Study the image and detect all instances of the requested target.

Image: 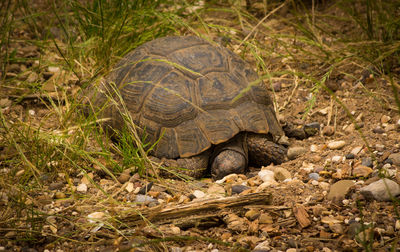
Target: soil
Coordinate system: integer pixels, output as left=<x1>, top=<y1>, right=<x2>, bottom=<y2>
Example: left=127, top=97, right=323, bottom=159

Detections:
left=0, top=1, right=399, bottom=252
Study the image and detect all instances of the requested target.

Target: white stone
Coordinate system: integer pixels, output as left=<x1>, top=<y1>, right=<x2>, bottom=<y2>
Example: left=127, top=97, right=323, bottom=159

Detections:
left=125, top=182, right=134, bottom=193
left=48, top=66, right=60, bottom=73
left=28, top=109, right=35, bottom=116
left=310, top=144, right=319, bottom=152
left=258, top=170, right=276, bottom=183
left=327, top=140, right=346, bottom=150
left=311, top=180, right=319, bottom=186
left=351, top=146, right=363, bottom=156
left=192, top=190, right=205, bottom=198
left=331, top=155, right=344, bottom=163
left=87, top=212, right=105, bottom=223
left=76, top=183, right=87, bottom=193
left=319, top=182, right=330, bottom=191
left=360, top=179, right=400, bottom=201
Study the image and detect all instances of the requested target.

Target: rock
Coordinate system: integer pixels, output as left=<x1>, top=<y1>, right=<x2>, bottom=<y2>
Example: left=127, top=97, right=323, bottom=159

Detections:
left=319, top=182, right=330, bottom=191
left=327, top=180, right=355, bottom=201
left=327, top=140, right=346, bottom=150
left=345, top=153, right=355, bottom=159
left=232, top=184, right=250, bottom=194
left=54, top=192, right=66, bottom=199
left=310, top=144, right=319, bottom=153
left=309, top=173, right=319, bottom=181
left=192, top=190, right=206, bottom=199
left=125, top=182, right=134, bottom=193
left=388, top=153, right=400, bottom=166
left=245, top=209, right=260, bottom=221
left=272, top=82, right=281, bottom=92
left=48, top=66, right=60, bottom=73
left=258, top=170, right=276, bottom=183
left=76, top=183, right=88, bottom=193
left=138, top=182, right=153, bottom=194
left=351, top=146, right=363, bottom=156
left=273, top=167, right=291, bottom=181
left=331, top=155, right=344, bottom=163
left=373, top=126, right=385, bottom=134
left=287, top=146, right=307, bottom=160
left=360, top=179, right=400, bottom=201
left=381, top=115, right=391, bottom=123
left=304, top=122, right=320, bottom=136
left=207, top=184, right=225, bottom=195
left=361, top=157, right=373, bottom=167
left=343, top=123, right=355, bottom=133
left=118, top=170, right=131, bottom=183
left=375, top=144, right=385, bottom=151
left=49, top=182, right=64, bottom=190
left=135, top=194, right=157, bottom=204
left=352, top=165, right=373, bottom=177
left=322, top=125, right=334, bottom=136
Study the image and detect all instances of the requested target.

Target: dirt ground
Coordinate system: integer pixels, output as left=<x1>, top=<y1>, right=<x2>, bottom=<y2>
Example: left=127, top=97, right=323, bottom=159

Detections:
left=1, top=1, right=400, bottom=251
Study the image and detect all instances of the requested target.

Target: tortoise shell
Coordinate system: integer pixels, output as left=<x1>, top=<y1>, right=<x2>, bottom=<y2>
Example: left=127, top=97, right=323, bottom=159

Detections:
left=96, top=36, right=283, bottom=159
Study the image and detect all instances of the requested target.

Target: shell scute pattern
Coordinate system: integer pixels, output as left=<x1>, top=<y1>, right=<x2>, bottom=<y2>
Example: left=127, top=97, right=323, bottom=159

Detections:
left=100, top=36, right=282, bottom=159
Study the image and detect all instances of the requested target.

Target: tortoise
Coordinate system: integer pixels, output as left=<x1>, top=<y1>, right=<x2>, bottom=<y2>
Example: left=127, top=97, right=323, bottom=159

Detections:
left=90, top=36, right=288, bottom=179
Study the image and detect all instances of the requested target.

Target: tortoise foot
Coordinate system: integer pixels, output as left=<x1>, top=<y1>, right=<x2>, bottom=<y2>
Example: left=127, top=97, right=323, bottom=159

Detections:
left=247, top=133, right=288, bottom=167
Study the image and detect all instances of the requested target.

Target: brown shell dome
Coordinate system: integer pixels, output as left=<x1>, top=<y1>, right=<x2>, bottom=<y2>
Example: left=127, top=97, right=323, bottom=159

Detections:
left=97, top=36, right=283, bottom=159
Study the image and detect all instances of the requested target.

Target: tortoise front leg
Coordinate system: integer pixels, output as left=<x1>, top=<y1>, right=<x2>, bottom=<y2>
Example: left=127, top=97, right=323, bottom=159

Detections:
left=246, top=133, right=288, bottom=167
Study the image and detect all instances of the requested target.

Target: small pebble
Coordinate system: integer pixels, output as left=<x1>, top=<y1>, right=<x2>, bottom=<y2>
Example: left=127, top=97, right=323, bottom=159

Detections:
left=192, top=190, right=206, bottom=199
left=287, top=146, right=307, bottom=160
left=258, top=170, right=276, bottom=183
left=309, top=173, right=319, bottom=181
left=54, top=192, right=66, bottom=199
left=304, top=122, right=320, bottom=136
left=361, top=157, right=373, bottom=168
left=322, top=125, right=334, bottom=136
left=351, top=146, right=363, bottom=156
left=345, top=153, right=355, bottom=159
left=273, top=167, right=291, bottom=181
left=125, top=182, right=134, bottom=193
left=327, top=180, right=354, bottom=201
left=381, top=115, right=391, bottom=123
left=272, top=82, right=281, bottom=92
left=319, top=182, right=330, bottom=191
left=48, top=66, right=60, bottom=73
left=231, top=184, right=250, bottom=194
left=135, top=194, right=157, bottom=204
left=327, top=140, right=346, bottom=150
left=373, top=126, right=385, bottom=134
left=388, top=153, right=400, bottom=166
left=331, top=155, right=344, bottom=163
left=76, top=183, right=87, bottom=193
left=375, top=144, right=385, bottom=151
left=310, top=144, right=319, bottom=153
left=352, top=165, right=373, bottom=177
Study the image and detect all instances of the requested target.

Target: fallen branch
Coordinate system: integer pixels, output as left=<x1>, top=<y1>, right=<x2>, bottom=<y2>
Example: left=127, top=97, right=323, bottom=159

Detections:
left=120, top=192, right=272, bottom=229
